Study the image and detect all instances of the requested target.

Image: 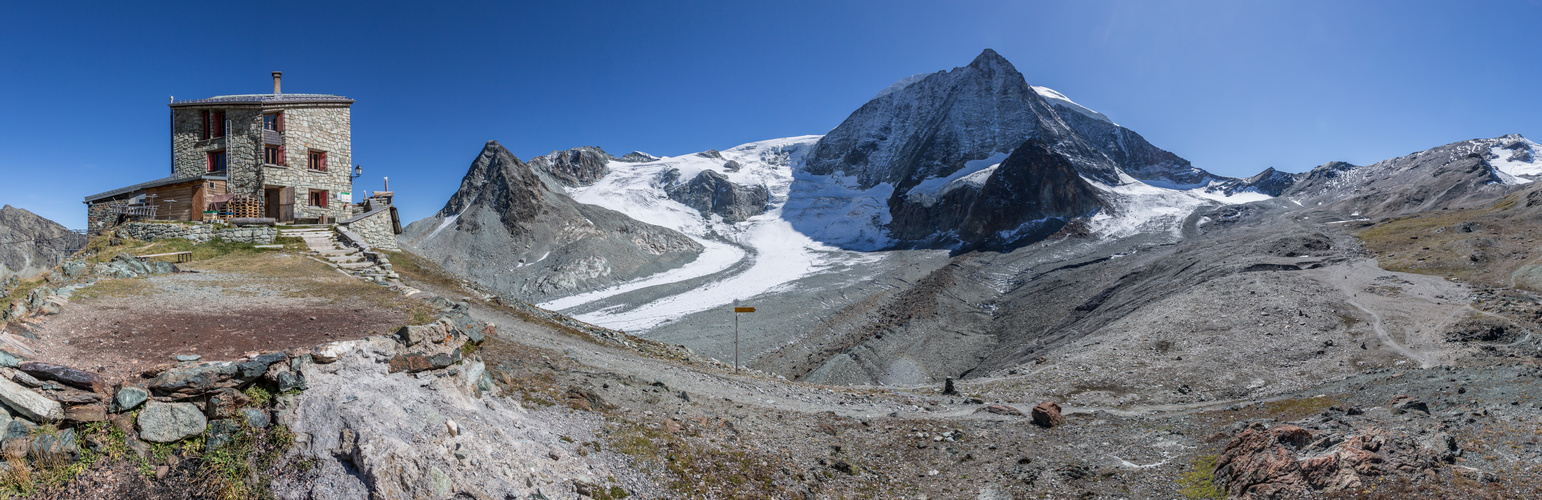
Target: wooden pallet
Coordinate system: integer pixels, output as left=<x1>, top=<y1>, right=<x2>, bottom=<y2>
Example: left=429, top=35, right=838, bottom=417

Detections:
left=227, top=195, right=262, bottom=219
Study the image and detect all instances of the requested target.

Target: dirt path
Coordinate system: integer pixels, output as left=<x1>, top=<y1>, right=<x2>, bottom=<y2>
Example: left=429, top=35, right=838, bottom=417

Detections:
left=1307, top=259, right=1462, bottom=369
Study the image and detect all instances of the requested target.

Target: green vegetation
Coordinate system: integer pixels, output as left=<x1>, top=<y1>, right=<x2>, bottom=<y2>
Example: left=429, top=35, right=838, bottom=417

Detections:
left=243, top=385, right=274, bottom=406
left=1177, top=454, right=1224, bottom=499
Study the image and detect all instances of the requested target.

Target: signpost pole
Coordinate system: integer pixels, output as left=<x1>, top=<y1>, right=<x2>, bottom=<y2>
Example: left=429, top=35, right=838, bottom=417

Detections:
left=734, top=311, right=739, bottom=374
left=730, top=299, right=753, bottom=374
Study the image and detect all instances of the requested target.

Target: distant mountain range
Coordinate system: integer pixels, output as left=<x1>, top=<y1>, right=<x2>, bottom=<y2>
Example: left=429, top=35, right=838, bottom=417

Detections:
left=401, top=50, right=1542, bottom=388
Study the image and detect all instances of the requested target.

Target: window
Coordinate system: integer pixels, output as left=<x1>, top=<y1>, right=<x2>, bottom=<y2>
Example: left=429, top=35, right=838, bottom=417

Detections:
left=206, top=151, right=227, bottom=172
left=308, top=190, right=329, bottom=208
left=263, top=112, right=284, bottom=132
left=264, top=145, right=284, bottom=165
left=308, top=150, right=327, bottom=171
left=200, top=110, right=226, bottom=139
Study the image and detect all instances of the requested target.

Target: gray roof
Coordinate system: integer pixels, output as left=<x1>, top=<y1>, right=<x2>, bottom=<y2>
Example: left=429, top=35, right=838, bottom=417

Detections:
left=169, top=93, right=353, bottom=107
left=83, top=174, right=228, bottom=203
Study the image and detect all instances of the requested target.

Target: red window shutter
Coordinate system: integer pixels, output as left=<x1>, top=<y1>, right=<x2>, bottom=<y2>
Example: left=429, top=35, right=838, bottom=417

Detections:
left=321, top=191, right=329, bottom=208
left=276, top=112, right=284, bottom=132
left=278, top=145, right=286, bottom=166
left=201, top=110, right=210, bottom=140
left=320, top=152, right=327, bottom=171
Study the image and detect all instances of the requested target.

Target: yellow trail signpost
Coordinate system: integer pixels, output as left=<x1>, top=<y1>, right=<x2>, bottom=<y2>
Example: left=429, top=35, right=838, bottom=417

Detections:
left=732, top=299, right=755, bottom=373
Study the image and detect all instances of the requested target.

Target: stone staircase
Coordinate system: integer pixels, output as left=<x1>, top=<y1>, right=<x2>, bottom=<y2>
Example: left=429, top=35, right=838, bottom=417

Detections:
left=279, top=226, right=419, bottom=296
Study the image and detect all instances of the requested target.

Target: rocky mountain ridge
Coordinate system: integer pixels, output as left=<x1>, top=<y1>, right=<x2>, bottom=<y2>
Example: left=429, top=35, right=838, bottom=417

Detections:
left=0, top=205, right=84, bottom=281
left=398, top=141, right=702, bottom=302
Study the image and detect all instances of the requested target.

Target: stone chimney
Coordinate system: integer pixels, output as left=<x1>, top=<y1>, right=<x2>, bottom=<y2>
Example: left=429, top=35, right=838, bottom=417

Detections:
left=272, top=71, right=282, bottom=95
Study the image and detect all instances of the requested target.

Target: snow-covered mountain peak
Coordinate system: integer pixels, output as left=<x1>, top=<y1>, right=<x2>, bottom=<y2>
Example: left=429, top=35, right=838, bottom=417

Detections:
left=1487, top=134, right=1542, bottom=182
left=1031, top=86, right=1115, bottom=126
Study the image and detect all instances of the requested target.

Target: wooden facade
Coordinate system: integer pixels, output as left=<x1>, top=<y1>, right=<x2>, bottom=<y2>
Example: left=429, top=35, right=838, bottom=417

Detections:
left=142, top=179, right=227, bottom=222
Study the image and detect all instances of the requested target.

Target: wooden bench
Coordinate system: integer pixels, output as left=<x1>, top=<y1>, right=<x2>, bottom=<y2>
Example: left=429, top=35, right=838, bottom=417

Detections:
left=137, top=251, right=193, bottom=263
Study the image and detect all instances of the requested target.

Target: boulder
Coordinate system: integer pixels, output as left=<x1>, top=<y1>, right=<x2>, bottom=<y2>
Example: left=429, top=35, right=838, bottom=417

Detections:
left=147, top=354, right=284, bottom=398
left=241, top=408, right=270, bottom=429
left=137, top=401, right=207, bottom=443
left=1030, top=402, right=1064, bottom=428
left=313, top=341, right=355, bottom=364
left=114, top=386, right=148, bottom=412
left=64, top=403, right=107, bottom=423
left=1, top=419, right=35, bottom=459
left=387, top=351, right=461, bottom=374
left=19, top=361, right=103, bottom=392
left=28, top=428, right=78, bottom=466
left=205, top=387, right=250, bottom=420
left=1389, top=395, right=1430, bottom=415
left=974, top=405, right=1025, bottom=417
left=206, top=419, right=241, bottom=451
left=0, top=376, right=63, bottom=421
left=394, top=322, right=449, bottom=347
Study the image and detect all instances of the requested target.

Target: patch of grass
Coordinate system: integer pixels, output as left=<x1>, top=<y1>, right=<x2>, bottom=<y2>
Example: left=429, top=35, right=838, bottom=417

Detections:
left=608, top=421, right=796, bottom=498
left=243, top=385, right=274, bottom=406
left=70, top=277, right=153, bottom=301
left=1177, top=454, right=1224, bottom=499
left=0, top=277, right=44, bottom=312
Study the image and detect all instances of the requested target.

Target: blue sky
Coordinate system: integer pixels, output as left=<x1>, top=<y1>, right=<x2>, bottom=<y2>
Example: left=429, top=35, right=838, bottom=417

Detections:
left=3, top=1, right=1539, bottom=228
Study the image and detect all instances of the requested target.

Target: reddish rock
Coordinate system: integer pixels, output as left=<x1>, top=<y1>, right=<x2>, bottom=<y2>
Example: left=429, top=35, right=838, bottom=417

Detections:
left=1030, top=402, right=1064, bottom=428
left=63, top=403, right=107, bottom=423
left=1216, top=424, right=1442, bottom=499
left=386, top=351, right=461, bottom=374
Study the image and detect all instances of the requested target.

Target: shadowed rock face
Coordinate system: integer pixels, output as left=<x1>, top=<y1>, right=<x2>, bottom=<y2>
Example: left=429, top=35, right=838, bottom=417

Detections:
left=528, top=146, right=615, bottom=188
left=662, top=169, right=769, bottom=224
left=400, top=141, right=702, bottom=302
left=887, top=138, right=1104, bottom=250
left=0, top=205, right=83, bottom=280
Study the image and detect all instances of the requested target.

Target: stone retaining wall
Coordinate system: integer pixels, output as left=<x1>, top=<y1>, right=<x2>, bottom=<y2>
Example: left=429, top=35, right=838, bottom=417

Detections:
left=117, top=222, right=276, bottom=244
left=339, top=208, right=398, bottom=250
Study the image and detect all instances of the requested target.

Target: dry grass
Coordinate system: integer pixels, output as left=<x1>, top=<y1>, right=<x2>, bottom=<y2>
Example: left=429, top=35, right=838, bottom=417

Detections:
left=385, top=249, right=463, bottom=293
left=1357, top=196, right=1542, bottom=286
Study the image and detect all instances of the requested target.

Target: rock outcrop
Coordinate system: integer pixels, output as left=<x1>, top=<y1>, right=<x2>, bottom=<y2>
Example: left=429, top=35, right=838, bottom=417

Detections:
left=0, top=205, right=84, bottom=280
left=528, top=146, right=615, bottom=188
left=662, top=169, right=770, bottom=223
left=888, top=138, right=1104, bottom=250
left=1215, top=423, right=1446, bottom=499
left=399, top=141, right=702, bottom=302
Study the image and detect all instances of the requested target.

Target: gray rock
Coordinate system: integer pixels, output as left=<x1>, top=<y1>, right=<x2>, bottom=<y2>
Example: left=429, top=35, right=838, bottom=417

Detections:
left=29, top=427, right=78, bottom=465
left=205, top=419, right=241, bottom=451
left=10, top=371, right=41, bottom=388
left=0, top=351, right=23, bottom=369
left=663, top=169, right=769, bottom=224
left=0, top=376, right=62, bottom=421
left=114, top=387, right=148, bottom=412
left=527, top=146, right=614, bottom=188
left=137, top=401, right=207, bottom=443
left=175, top=355, right=202, bottom=362
left=241, top=408, right=270, bottom=429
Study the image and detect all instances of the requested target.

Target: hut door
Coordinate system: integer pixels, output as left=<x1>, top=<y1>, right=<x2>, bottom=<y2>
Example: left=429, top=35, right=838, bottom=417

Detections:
left=191, top=183, right=206, bottom=221
left=279, top=187, right=295, bottom=222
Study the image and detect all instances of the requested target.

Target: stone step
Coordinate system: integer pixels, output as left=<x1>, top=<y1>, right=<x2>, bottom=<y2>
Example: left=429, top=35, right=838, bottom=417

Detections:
left=336, top=262, right=375, bottom=270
